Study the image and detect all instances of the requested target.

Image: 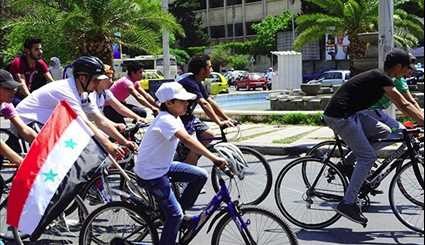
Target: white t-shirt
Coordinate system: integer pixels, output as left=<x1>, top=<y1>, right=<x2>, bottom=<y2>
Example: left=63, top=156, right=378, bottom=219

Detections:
left=134, top=111, right=184, bottom=180
left=16, top=78, right=98, bottom=125
left=89, top=89, right=114, bottom=111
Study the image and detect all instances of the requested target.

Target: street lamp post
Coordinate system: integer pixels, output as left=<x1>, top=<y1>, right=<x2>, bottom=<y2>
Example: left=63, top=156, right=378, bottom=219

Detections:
left=162, top=0, right=170, bottom=79
left=378, top=0, right=395, bottom=118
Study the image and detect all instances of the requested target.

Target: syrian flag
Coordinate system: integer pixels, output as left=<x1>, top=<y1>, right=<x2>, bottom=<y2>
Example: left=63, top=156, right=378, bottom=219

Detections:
left=7, top=100, right=108, bottom=240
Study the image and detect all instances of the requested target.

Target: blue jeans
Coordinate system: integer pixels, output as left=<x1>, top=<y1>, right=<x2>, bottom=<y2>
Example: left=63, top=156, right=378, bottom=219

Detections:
left=137, top=162, right=208, bottom=245
left=324, top=112, right=391, bottom=204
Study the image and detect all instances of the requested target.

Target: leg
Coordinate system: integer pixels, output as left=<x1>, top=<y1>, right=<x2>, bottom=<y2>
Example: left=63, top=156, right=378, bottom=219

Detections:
left=124, top=103, right=147, bottom=118
left=168, top=162, right=208, bottom=210
left=103, top=105, right=126, bottom=124
left=137, top=176, right=182, bottom=245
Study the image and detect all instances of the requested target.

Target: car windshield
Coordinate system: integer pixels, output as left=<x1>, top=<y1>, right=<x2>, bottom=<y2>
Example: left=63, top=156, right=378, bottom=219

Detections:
left=250, top=73, right=263, bottom=80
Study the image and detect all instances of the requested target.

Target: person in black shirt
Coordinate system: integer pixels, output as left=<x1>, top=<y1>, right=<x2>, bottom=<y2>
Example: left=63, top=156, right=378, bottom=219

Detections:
left=324, top=48, right=424, bottom=226
left=176, top=55, right=235, bottom=164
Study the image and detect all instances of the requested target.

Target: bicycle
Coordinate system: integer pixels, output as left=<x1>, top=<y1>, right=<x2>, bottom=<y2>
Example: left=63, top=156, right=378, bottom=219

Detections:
left=274, top=127, right=424, bottom=233
left=79, top=169, right=298, bottom=245
left=206, top=123, right=273, bottom=206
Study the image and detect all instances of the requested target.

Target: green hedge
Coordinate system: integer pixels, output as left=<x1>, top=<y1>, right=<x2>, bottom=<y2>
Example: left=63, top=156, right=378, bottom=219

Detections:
left=237, top=112, right=325, bottom=125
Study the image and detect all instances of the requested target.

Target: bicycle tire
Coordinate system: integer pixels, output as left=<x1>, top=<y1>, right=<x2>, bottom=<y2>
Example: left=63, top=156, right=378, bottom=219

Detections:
left=211, top=146, right=272, bottom=205
left=211, top=206, right=298, bottom=245
left=79, top=201, right=159, bottom=245
left=275, top=157, right=347, bottom=229
left=389, top=161, right=424, bottom=234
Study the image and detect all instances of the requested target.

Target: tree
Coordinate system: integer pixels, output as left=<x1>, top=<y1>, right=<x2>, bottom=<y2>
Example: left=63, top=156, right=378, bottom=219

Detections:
left=169, top=0, right=208, bottom=48
left=294, top=0, right=424, bottom=61
left=252, top=11, right=293, bottom=55
left=2, top=0, right=183, bottom=65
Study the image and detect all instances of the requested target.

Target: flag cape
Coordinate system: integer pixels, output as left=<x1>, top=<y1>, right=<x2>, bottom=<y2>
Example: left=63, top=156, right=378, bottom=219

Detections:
left=7, top=100, right=107, bottom=239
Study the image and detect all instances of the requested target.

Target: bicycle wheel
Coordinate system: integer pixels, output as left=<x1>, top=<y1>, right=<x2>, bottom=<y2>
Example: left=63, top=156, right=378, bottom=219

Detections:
left=0, top=195, right=87, bottom=241
left=211, top=146, right=272, bottom=205
left=211, top=206, right=298, bottom=245
left=389, top=161, right=424, bottom=234
left=79, top=201, right=159, bottom=245
left=275, top=157, right=347, bottom=229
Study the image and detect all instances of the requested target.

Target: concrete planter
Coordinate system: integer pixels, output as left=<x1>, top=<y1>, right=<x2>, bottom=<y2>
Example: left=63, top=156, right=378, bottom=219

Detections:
left=300, top=84, right=321, bottom=96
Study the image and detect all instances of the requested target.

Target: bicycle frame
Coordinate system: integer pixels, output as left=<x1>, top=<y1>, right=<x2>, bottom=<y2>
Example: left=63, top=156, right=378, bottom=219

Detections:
left=178, top=177, right=254, bottom=245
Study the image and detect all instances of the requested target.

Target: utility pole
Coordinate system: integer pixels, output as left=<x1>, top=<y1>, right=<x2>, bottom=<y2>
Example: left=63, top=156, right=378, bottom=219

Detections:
left=286, top=0, right=296, bottom=47
left=162, top=0, right=170, bottom=79
left=378, top=0, right=395, bottom=117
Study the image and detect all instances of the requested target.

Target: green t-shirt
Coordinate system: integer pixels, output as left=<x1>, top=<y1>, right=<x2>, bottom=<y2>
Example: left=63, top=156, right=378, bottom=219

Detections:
left=370, top=77, right=409, bottom=109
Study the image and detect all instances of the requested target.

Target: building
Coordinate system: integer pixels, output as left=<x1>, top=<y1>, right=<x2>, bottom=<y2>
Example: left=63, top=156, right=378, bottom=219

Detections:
left=186, top=0, right=302, bottom=41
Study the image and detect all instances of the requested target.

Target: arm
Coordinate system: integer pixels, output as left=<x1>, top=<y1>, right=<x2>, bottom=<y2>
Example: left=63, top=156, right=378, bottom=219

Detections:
left=401, top=91, right=422, bottom=111
left=175, top=129, right=227, bottom=168
left=43, top=72, right=55, bottom=83
left=129, top=86, right=159, bottom=113
left=16, top=73, right=31, bottom=97
left=207, top=97, right=232, bottom=121
left=0, top=141, right=23, bottom=166
left=385, top=86, right=424, bottom=125
left=9, top=116, right=37, bottom=143
left=107, top=96, right=146, bottom=122
left=198, top=98, right=233, bottom=127
left=88, top=111, right=137, bottom=150
left=135, top=86, right=157, bottom=107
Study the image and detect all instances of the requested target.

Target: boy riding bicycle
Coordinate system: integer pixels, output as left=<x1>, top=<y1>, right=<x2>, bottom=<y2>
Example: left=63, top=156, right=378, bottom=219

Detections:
left=134, top=82, right=228, bottom=245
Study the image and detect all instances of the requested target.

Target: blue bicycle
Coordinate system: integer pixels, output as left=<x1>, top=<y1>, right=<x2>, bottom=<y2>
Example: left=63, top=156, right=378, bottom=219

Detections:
left=79, top=170, right=298, bottom=245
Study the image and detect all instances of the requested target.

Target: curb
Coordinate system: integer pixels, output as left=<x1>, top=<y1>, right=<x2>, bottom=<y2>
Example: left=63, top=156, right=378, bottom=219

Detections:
left=237, top=143, right=397, bottom=158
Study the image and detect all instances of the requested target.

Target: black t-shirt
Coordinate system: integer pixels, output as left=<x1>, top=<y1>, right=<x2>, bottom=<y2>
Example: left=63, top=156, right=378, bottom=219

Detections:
left=177, top=75, right=209, bottom=125
left=324, top=69, right=394, bottom=118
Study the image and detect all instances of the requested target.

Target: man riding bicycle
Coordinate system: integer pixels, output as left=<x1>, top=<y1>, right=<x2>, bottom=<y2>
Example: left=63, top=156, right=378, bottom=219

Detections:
left=323, top=48, right=424, bottom=226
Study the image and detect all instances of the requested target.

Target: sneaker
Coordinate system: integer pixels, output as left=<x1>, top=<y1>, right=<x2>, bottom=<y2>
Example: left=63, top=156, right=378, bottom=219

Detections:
left=335, top=202, right=368, bottom=227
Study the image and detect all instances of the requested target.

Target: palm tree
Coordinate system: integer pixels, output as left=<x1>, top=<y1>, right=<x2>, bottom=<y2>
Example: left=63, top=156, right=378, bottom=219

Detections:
left=294, top=0, right=424, bottom=63
left=2, top=0, right=183, bottom=65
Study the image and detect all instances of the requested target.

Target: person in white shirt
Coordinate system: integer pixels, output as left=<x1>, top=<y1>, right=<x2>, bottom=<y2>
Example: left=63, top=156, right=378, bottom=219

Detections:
left=135, top=82, right=227, bottom=245
left=16, top=56, right=137, bottom=156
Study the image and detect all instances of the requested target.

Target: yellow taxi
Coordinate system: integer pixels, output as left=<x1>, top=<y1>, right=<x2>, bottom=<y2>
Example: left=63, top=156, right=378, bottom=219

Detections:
left=139, top=69, right=165, bottom=90
left=204, top=72, right=229, bottom=95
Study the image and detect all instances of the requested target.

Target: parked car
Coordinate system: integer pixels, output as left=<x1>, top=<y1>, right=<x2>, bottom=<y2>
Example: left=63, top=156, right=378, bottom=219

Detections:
left=225, top=70, right=248, bottom=86
left=139, top=69, right=164, bottom=90
left=303, top=68, right=331, bottom=83
left=235, top=73, right=268, bottom=90
left=204, top=72, right=229, bottom=95
left=308, top=70, right=351, bottom=86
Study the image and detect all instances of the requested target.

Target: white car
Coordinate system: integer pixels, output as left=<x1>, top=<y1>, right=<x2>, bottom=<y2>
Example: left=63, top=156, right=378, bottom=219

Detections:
left=309, top=70, right=351, bottom=86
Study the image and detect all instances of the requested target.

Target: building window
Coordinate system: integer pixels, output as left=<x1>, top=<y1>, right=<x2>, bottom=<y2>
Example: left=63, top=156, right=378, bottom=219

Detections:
left=210, top=25, right=226, bottom=38
left=246, top=21, right=259, bottom=36
left=210, top=0, right=224, bottom=8
left=228, top=0, right=242, bottom=5
left=246, top=0, right=261, bottom=3
left=226, top=23, right=243, bottom=37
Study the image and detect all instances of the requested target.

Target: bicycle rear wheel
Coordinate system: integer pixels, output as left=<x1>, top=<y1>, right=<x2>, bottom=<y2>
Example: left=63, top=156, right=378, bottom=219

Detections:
left=211, top=146, right=272, bottom=205
left=211, top=206, right=298, bottom=245
left=79, top=201, right=159, bottom=245
left=275, top=157, right=347, bottom=229
left=389, top=161, right=424, bottom=234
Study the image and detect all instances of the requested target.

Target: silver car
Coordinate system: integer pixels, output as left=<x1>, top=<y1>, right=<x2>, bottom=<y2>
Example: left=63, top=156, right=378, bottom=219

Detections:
left=310, top=70, right=351, bottom=86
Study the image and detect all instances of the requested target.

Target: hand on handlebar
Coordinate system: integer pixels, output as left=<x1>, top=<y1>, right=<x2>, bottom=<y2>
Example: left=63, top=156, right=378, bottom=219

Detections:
left=124, top=140, right=138, bottom=152
left=219, top=120, right=235, bottom=129
left=115, top=123, right=127, bottom=132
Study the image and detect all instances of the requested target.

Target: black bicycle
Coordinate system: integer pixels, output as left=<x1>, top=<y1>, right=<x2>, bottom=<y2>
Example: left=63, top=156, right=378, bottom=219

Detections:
left=275, top=127, right=424, bottom=233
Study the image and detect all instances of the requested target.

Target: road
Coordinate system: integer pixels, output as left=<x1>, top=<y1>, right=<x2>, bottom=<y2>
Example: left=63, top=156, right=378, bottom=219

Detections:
left=6, top=154, right=422, bottom=245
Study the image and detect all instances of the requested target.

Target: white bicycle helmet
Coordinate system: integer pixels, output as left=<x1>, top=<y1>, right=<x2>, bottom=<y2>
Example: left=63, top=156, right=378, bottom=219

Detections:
left=214, top=143, right=248, bottom=179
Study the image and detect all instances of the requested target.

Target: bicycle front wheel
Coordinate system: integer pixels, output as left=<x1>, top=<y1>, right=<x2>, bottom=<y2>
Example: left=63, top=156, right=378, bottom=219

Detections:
left=211, top=146, right=272, bottom=205
left=389, top=161, right=424, bottom=234
left=79, top=201, right=159, bottom=245
left=211, top=206, right=298, bottom=245
left=275, top=157, right=347, bottom=229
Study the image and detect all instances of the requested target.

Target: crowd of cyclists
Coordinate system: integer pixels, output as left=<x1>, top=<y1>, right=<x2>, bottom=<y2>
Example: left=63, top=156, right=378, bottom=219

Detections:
left=0, top=36, right=423, bottom=244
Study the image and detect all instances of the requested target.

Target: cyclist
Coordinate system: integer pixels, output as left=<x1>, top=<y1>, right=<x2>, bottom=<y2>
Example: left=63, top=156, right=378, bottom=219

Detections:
left=7, top=37, right=54, bottom=99
left=0, top=69, right=38, bottom=165
left=15, top=56, right=135, bottom=156
left=323, top=48, right=424, bottom=226
left=135, top=82, right=227, bottom=245
left=89, top=65, right=146, bottom=123
left=104, top=62, right=159, bottom=124
left=176, top=55, right=235, bottom=165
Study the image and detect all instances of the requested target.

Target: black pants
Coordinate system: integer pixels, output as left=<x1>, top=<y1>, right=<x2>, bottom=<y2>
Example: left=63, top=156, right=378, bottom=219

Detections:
left=103, top=103, right=147, bottom=124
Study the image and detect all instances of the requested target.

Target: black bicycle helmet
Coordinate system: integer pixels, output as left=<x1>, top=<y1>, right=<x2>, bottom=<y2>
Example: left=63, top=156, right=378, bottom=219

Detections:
left=72, top=56, right=105, bottom=77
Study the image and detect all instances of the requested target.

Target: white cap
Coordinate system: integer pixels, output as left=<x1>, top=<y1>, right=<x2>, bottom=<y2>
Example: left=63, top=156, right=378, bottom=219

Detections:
left=95, top=74, right=109, bottom=80
left=155, top=82, right=196, bottom=103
